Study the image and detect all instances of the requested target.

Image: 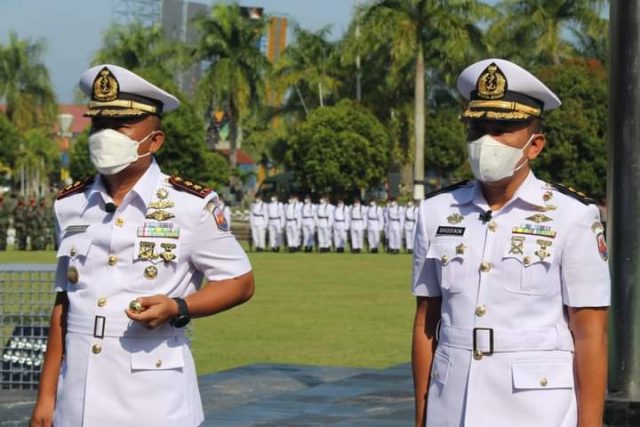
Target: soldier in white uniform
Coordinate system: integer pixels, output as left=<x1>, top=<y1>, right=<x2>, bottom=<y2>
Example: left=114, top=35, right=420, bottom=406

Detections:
left=366, top=200, right=383, bottom=253
left=301, top=195, right=316, bottom=252
left=284, top=195, right=302, bottom=252
left=385, top=198, right=403, bottom=254
left=403, top=200, right=418, bottom=253
left=348, top=199, right=366, bottom=253
left=315, top=196, right=334, bottom=252
left=411, top=59, right=610, bottom=427
left=250, top=195, right=267, bottom=251
left=332, top=199, right=349, bottom=253
left=266, top=196, right=284, bottom=251
left=30, top=64, right=254, bottom=427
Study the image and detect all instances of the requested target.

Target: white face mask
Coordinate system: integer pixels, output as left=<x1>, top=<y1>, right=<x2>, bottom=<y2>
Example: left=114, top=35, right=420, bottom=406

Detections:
left=467, top=133, right=537, bottom=182
left=88, top=129, right=155, bottom=175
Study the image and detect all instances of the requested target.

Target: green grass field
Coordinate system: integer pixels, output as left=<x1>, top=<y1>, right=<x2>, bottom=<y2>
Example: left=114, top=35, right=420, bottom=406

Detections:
left=0, top=250, right=415, bottom=374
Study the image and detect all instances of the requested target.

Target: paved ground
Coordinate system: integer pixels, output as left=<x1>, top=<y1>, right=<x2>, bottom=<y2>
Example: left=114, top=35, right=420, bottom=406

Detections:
left=1, top=363, right=414, bottom=426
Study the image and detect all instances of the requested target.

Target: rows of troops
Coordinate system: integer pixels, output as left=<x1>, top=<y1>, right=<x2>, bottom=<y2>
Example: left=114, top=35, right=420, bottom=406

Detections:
left=249, top=195, right=419, bottom=253
left=0, top=195, right=55, bottom=250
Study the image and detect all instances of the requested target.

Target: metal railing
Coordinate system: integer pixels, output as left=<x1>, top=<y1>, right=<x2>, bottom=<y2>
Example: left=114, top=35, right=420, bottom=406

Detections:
left=0, top=264, right=55, bottom=390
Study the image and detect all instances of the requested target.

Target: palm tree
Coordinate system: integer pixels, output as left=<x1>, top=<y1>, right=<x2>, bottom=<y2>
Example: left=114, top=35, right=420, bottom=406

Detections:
left=490, top=0, right=608, bottom=66
left=93, top=23, right=186, bottom=90
left=272, top=25, right=343, bottom=116
left=359, top=0, right=494, bottom=199
left=0, top=32, right=56, bottom=131
left=195, top=3, right=270, bottom=168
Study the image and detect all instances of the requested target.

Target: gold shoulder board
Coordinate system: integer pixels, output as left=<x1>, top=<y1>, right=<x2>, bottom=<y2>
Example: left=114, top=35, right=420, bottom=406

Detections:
left=56, top=176, right=95, bottom=200
left=168, top=175, right=212, bottom=198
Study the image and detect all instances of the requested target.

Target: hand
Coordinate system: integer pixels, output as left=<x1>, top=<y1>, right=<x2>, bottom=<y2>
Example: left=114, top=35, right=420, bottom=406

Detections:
left=30, top=395, right=55, bottom=427
left=125, top=295, right=179, bottom=328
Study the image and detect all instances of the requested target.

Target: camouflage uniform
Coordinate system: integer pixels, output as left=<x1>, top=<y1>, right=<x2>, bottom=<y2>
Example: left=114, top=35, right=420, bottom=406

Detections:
left=13, top=198, right=28, bottom=250
left=0, top=196, right=10, bottom=250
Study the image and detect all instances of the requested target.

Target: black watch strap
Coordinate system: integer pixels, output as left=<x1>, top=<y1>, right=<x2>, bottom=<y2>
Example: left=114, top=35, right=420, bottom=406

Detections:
left=170, top=297, right=191, bottom=328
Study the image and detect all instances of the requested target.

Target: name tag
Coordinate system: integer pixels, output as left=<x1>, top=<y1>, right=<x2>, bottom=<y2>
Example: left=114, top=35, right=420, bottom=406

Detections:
left=436, top=226, right=465, bottom=236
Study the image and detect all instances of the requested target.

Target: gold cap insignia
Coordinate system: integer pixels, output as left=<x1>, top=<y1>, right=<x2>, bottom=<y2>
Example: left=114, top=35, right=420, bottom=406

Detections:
left=477, top=63, right=507, bottom=100
left=92, top=67, right=119, bottom=102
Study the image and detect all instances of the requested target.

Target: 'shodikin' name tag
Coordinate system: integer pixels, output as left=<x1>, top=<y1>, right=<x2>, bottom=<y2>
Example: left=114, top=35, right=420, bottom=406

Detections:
left=436, top=226, right=465, bottom=236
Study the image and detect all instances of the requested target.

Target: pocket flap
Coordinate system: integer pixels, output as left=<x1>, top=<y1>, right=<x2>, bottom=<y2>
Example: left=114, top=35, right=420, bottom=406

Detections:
left=504, top=242, right=554, bottom=267
left=130, top=339, right=185, bottom=371
left=430, top=351, right=451, bottom=384
left=427, top=241, right=466, bottom=264
left=57, top=235, right=92, bottom=259
left=512, top=359, right=573, bottom=390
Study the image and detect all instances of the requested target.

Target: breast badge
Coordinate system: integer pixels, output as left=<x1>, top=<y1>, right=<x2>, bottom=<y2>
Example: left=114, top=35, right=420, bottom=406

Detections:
left=446, top=213, right=464, bottom=224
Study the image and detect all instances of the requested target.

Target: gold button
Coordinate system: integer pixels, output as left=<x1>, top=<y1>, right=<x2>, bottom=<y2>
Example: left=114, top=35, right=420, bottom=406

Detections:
left=488, top=222, right=497, bottom=232
left=144, top=266, right=158, bottom=280
left=475, top=305, right=487, bottom=317
left=155, top=359, right=162, bottom=368
left=441, top=255, right=449, bottom=265
left=115, top=217, right=125, bottom=227
left=473, top=350, right=483, bottom=360
left=70, top=247, right=77, bottom=257
left=92, top=344, right=102, bottom=354
left=540, top=377, right=548, bottom=387
left=480, top=262, right=491, bottom=272
left=97, top=297, right=107, bottom=308
left=67, top=266, right=79, bottom=284
left=523, top=256, right=531, bottom=266
left=108, top=255, right=117, bottom=266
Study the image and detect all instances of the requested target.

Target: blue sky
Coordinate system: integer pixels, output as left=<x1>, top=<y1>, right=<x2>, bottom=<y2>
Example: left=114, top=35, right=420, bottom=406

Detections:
left=0, top=0, right=354, bottom=103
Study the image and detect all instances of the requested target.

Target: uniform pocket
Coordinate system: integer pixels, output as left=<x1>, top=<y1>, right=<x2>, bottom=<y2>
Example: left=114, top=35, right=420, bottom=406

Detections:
left=426, top=240, right=467, bottom=293
left=512, top=358, right=573, bottom=390
left=430, top=350, right=451, bottom=385
left=57, top=234, right=93, bottom=289
left=502, top=241, right=554, bottom=296
left=129, top=336, right=185, bottom=371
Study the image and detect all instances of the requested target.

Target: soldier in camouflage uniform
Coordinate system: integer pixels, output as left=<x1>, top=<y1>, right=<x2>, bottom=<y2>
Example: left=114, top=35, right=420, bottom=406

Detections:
left=31, top=198, right=49, bottom=250
left=0, top=195, right=10, bottom=250
left=13, top=197, right=28, bottom=250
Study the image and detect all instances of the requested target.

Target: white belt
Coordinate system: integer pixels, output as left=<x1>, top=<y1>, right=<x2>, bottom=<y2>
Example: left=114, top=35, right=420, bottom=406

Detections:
left=439, top=324, right=574, bottom=354
left=67, top=313, right=182, bottom=338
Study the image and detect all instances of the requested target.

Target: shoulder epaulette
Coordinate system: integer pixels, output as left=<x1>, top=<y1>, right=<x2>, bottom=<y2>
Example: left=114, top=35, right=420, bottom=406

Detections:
left=425, top=180, right=471, bottom=200
left=56, top=176, right=95, bottom=200
left=169, top=175, right=212, bottom=198
left=551, top=182, right=596, bottom=205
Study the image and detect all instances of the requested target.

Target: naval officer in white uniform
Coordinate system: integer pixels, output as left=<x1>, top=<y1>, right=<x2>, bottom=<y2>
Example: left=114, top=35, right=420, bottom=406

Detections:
left=30, top=64, right=254, bottom=427
left=411, top=59, right=610, bottom=427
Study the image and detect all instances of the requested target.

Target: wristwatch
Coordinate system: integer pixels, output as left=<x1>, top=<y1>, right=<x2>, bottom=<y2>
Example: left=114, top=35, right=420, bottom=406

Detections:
left=169, top=297, right=191, bottom=328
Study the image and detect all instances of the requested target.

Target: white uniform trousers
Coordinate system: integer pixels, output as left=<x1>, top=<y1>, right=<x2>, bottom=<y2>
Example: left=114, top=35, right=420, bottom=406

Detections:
left=367, top=225, right=381, bottom=251
left=285, top=220, right=300, bottom=248
left=268, top=222, right=282, bottom=249
left=302, top=221, right=315, bottom=248
left=251, top=223, right=266, bottom=249
left=404, top=222, right=416, bottom=251
left=350, top=219, right=365, bottom=250
left=387, top=221, right=402, bottom=250
left=317, top=221, right=331, bottom=249
left=333, top=222, right=348, bottom=249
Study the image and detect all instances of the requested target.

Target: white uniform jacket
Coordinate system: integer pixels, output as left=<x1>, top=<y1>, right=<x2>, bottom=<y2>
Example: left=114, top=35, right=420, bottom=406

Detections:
left=412, top=172, right=610, bottom=427
left=250, top=201, right=267, bottom=227
left=53, top=160, right=252, bottom=427
left=348, top=205, right=367, bottom=230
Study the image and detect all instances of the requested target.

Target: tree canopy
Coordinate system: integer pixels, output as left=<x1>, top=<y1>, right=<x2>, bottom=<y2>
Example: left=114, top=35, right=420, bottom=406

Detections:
left=286, top=100, right=390, bottom=195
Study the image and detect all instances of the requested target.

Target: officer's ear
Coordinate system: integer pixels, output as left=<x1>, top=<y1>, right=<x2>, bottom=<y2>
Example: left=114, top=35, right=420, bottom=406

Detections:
left=527, top=133, right=545, bottom=160
left=148, top=130, right=165, bottom=154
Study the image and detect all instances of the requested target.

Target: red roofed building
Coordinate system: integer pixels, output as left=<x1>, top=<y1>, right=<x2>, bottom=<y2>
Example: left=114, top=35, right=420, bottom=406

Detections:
left=55, top=105, right=91, bottom=135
